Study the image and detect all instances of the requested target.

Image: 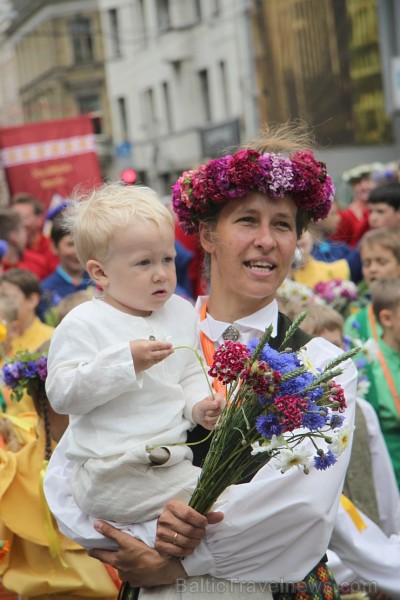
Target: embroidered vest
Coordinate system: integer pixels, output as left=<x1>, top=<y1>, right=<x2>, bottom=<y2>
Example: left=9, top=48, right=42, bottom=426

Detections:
left=342, top=402, right=381, bottom=526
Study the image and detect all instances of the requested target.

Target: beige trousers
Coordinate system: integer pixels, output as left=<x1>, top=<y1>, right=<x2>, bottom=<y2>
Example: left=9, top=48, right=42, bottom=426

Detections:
left=72, top=445, right=200, bottom=523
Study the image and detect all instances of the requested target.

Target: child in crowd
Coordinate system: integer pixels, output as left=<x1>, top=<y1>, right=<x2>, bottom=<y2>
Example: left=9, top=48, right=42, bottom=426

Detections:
left=46, top=183, right=223, bottom=537
left=310, top=201, right=363, bottom=283
left=41, top=212, right=94, bottom=304
left=0, top=302, right=119, bottom=599
left=332, top=167, right=376, bottom=248
left=291, top=230, right=350, bottom=288
left=300, top=302, right=400, bottom=598
left=344, top=227, right=400, bottom=342
left=367, top=181, right=400, bottom=230
left=365, top=277, right=400, bottom=490
left=11, top=192, right=58, bottom=278
left=0, top=208, right=50, bottom=280
left=0, top=269, right=54, bottom=415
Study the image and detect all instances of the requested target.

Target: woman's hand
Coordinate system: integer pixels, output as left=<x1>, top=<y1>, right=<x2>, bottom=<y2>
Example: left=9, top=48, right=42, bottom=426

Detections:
left=88, top=520, right=186, bottom=587
left=155, top=499, right=224, bottom=557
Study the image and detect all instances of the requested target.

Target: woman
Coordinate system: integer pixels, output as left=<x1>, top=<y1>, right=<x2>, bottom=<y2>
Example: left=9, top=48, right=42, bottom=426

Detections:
left=44, top=125, right=357, bottom=599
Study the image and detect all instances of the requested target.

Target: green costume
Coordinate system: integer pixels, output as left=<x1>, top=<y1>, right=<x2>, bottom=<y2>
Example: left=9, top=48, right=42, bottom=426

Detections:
left=365, top=338, right=400, bottom=490
left=344, top=303, right=382, bottom=343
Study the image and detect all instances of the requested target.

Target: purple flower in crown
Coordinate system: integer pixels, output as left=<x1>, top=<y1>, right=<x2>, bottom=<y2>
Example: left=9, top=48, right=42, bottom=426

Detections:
left=258, top=153, right=294, bottom=196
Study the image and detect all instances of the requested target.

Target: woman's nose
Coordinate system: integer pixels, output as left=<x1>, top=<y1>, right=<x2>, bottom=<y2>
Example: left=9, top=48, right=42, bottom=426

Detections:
left=253, top=225, right=276, bottom=249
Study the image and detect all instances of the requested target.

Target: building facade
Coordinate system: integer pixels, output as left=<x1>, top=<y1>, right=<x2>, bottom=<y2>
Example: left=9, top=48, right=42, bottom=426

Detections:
left=99, top=0, right=257, bottom=192
left=3, top=0, right=113, bottom=172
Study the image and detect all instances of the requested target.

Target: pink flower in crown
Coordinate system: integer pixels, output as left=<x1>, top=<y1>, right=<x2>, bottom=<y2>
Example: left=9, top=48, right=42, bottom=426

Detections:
left=208, top=341, right=251, bottom=384
left=274, top=394, right=309, bottom=432
left=204, top=155, right=232, bottom=201
left=227, top=149, right=261, bottom=194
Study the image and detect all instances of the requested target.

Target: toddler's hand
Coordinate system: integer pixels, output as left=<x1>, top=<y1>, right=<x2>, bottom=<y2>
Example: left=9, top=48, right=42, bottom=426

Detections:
left=130, top=339, right=174, bottom=373
left=192, top=393, right=225, bottom=430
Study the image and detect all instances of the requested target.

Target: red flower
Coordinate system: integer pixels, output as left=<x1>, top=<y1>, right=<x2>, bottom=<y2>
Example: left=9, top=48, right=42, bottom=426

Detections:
left=208, top=341, right=251, bottom=384
left=275, top=394, right=308, bottom=432
left=241, top=361, right=281, bottom=397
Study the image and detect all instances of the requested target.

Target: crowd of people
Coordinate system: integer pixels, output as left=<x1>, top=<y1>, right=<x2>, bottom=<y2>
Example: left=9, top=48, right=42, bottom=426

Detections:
left=0, top=124, right=399, bottom=599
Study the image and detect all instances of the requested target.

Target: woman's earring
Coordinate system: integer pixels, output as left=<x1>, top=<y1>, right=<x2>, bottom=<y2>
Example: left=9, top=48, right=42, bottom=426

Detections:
left=292, top=246, right=303, bottom=268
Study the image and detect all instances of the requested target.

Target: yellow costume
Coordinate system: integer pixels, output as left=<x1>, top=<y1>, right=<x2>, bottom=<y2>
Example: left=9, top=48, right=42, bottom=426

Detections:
left=0, top=413, right=118, bottom=600
left=2, top=319, right=54, bottom=415
left=294, top=257, right=350, bottom=288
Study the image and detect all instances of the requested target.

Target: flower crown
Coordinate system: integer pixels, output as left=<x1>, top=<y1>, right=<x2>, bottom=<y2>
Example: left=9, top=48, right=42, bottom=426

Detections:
left=172, top=149, right=334, bottom=233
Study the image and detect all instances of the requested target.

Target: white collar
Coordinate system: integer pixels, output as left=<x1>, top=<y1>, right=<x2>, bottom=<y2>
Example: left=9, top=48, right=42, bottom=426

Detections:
left=195, top=296, right=279, bottom=344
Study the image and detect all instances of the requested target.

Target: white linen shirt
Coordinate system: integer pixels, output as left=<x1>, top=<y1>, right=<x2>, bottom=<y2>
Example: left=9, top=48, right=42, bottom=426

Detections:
left=44, top=297, right=358, bottom=583
left=45, top=295, right=211, bottom=462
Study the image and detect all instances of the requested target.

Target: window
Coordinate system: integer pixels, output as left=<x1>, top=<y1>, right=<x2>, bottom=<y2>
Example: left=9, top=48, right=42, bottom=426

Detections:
left=162, top=81, right=173, bottom=132
left=69, top=16, right=94, bottom=63
left=198, top=69, right=211, bottom=122
left=138, top=0, right=147, bottom=46
left=76, top=94, right=102, bottom=133
left=219, top=60, right=230, bottom=116
left=117, top=97, right=129, bottom=137
left=142, top=88, right=157, bottom=136
left=194, top=0, right=202, bottom=20
left=109, top=8, right=121, bottom=58
left=156, top=0, right=171, bottom=31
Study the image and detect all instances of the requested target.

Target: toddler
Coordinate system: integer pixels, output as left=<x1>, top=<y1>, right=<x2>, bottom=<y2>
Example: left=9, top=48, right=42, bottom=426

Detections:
left=46, top=183, right=223, bottom=531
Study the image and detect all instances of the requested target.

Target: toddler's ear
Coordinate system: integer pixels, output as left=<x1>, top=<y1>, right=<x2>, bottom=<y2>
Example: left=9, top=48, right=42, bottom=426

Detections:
left=86, top=259, right=108, bottom=288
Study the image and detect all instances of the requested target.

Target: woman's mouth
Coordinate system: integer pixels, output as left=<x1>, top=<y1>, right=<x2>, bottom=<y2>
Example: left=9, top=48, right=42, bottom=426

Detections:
left=244, top=260, right=275, bottom=272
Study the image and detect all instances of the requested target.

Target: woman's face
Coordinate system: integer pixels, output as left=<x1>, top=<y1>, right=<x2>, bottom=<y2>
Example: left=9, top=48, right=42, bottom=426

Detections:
left=200, top=192, right=298, bottom=313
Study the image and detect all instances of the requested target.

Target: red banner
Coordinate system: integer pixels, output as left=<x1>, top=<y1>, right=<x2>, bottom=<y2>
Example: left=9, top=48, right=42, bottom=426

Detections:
left=0, top=116, right=102, bottom=209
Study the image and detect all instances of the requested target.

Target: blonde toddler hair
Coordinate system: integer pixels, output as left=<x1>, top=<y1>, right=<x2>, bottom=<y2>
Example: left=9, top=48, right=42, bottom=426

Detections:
left=63, top=183, right=174, bottom=267
left=301, top=304, right=344, bottom=337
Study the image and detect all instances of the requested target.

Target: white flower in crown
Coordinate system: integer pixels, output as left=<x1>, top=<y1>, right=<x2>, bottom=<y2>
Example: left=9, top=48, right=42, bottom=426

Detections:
left=273, top=447, right=313, bottom=474
left=328, top=423, right=354, bottom=457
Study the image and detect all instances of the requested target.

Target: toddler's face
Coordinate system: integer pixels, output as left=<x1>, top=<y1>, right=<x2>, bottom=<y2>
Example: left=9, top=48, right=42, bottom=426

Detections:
left=361, top=243, right=400, bottom=287
left=100, top=218, right=177, bottom=317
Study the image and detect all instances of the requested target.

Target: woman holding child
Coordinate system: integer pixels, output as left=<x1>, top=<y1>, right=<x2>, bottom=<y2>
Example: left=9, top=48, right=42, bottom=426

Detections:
left=44, top=125, right=357, bottom=599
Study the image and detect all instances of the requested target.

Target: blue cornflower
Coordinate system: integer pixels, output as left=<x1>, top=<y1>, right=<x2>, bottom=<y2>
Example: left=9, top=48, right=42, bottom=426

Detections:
left=351, top=320, right=360, bottom=330
left=314, top=450, right=337, bottom=470
left=302, top=404, right=328, bottom=430
left=256, top=414, right=283, bottom=437
left=279, top=372, right=315, bottom=395
left=329, top=414, right=345, bottom=429
left=247, top=340, right=300, bottom=373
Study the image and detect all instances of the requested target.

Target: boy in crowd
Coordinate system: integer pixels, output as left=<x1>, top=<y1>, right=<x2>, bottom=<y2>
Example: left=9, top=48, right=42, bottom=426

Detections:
left=365, top=277, right=400, bottom=490
left=344, top=227, right=400, bottom=342
left=367, top=181, right=400, bottom=230
left=41, top=213, right=94, bottom=304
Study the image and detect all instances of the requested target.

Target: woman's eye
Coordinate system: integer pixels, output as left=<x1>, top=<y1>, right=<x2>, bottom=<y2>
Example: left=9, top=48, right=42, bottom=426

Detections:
left=275, top=221, right=291, bottom=230
left=236, top=216, right=255, bottom=224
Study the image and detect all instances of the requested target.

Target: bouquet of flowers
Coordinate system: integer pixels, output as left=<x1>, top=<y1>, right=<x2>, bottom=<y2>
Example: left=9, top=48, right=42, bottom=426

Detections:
left=313, top=279, right=358, bottom=317
left=188, top=316, right=356, bottom=515
left=2, top=350, right=47, bottom=403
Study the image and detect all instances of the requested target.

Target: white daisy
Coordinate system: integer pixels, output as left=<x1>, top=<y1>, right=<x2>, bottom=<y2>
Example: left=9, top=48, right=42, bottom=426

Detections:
left=272, top=447, right=313, bottom=474
left=328, top=423, right=354, bottom=457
